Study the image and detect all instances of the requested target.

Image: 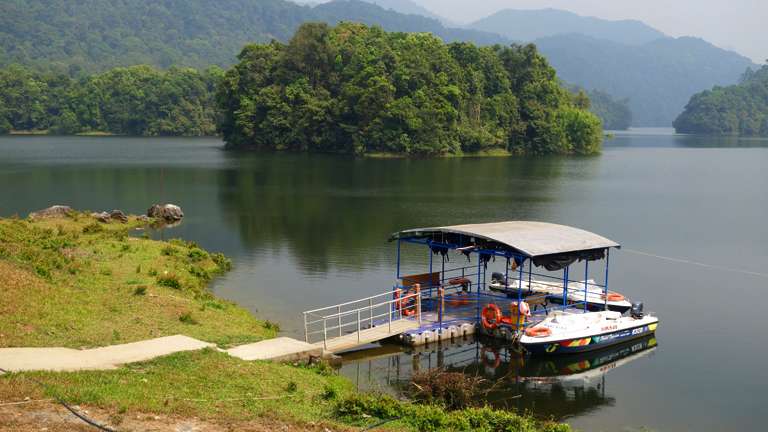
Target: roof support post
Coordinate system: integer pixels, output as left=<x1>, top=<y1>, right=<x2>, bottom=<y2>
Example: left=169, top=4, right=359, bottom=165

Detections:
left=604, top=248, right=611, bottom=311
left=476, top=253, right=482, bottom=325
left=584, top=259, right=589, bottom=312
left=518, top=255, right=523, bottom=311
left=563, top=265, right=569, bottom=312
left=428, top=240, right=433, bottom=299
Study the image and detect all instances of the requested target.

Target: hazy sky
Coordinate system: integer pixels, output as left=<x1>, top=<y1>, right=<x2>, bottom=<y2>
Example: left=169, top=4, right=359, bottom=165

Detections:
left=416, top=0, right=766, bottom=63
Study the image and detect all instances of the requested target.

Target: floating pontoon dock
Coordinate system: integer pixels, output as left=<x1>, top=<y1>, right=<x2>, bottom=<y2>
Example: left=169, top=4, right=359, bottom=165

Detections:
left=303, top=221, right=656, bottom=355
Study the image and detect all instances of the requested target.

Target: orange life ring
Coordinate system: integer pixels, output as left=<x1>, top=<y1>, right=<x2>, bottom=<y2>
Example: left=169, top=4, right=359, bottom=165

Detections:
left=397, top=289, right=417, bottom=316
left=481, top=304, right=502, bottom=330
left=525, top=326, right=552, bottom=338
left=602, top=292, right=625, bottom=302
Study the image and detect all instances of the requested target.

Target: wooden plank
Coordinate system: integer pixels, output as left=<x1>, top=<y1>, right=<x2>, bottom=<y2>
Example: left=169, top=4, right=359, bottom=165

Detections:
left=315, top=319, right=420, bottom=353
left=401, top=272, right=439, bottom=288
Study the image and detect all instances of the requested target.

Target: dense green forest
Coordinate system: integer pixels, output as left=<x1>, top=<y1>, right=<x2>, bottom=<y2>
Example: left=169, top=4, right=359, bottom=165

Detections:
left=0, top=0, right=502, bottom=73
left=218, top=23, right=602, bottom=156
left=0, top=65, right=220, bottom=136
left=0, top=0, right=755, bottom=127
left=674, top=65, right=768, bottom=136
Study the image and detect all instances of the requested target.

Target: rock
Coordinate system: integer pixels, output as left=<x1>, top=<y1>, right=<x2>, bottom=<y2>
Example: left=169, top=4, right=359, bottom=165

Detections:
left=137, top=215, right=150, bottom=222
left=91, top=211, right=110, bottom=223
left=29, top=205, right=72, bottom=219
left=109, top=209, right=128, bottom=223
left=147, top=204, right=184, bottom=222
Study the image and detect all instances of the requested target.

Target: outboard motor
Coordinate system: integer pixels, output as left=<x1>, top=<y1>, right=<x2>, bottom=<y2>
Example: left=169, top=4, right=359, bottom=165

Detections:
left=630, top=302, right=644, bottom=319
left=491, top=272, right=506, bottom=285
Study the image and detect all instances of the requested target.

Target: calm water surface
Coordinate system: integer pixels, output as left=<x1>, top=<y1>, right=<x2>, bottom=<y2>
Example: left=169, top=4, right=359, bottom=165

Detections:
left=1, top=129, right=767, bottom=431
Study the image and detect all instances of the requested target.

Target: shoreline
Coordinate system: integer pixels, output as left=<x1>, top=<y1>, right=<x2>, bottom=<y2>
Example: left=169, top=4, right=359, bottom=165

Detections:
left=0, top=210, right=571, bottom=432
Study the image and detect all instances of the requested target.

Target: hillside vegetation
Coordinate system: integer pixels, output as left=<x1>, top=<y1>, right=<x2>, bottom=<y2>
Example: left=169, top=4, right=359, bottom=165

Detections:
left=0, top=0, right=755, bottom=128
left=0, top=0, right=502, bottom=73
left=674, top=65, right=768, bottom=136
left=219, top=23, right=602, bottom=156
left=0, top=65, right=220, bottom=136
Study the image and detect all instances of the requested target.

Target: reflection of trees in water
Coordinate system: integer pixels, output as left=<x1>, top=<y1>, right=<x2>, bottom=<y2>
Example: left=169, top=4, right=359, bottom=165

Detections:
left=217, top=152, right=573, bottom=273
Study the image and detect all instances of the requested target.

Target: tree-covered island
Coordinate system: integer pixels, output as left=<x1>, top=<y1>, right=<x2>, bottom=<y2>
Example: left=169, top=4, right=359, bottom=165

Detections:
left=674, top=64, right=768, bottom=136
left=218, top=23, right=603, bottom=156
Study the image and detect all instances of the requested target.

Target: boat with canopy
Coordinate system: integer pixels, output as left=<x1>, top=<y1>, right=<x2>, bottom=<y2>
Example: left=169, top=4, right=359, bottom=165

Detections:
left=390, top=221, right=659, bottom=355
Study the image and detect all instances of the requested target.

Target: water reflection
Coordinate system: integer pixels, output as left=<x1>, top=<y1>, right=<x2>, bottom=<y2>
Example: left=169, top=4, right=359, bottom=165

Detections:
left=341, top=335, right=657, bottom=421
left=216, top=151, right=577, bottom=274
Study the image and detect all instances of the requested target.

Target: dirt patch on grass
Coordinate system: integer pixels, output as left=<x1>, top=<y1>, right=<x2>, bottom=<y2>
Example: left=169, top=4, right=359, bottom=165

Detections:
left=0, top=404, right=349, bottom=432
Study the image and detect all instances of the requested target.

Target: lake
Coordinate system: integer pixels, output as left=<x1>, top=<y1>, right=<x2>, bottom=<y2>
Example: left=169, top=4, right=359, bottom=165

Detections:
left=1, top=130, right=766, bottom=431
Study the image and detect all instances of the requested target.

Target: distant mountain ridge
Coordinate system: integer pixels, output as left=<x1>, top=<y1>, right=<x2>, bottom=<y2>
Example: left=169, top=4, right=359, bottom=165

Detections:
left=469, top=8, right=667, bottom=46
left=535, top=34, right=757, bottom=126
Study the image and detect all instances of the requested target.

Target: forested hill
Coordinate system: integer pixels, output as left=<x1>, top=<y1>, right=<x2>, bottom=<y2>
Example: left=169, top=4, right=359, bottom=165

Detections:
left=469, top=9, right=665, bottom=46
left=0, top=0, right=504, bottom=73
left=535, top=35, right=756, bottom=126
left=219, top=23, right=603, bottom=156
left=674, top=65, right=768, bottom=136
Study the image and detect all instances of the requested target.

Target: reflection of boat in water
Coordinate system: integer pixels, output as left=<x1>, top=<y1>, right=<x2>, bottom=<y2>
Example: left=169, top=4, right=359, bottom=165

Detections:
left=517, top=334, right=658, bottom=384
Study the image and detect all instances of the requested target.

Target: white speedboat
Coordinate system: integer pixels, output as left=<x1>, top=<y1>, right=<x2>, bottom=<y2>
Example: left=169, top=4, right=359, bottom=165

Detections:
left=520, top=309, right=658, bottom=355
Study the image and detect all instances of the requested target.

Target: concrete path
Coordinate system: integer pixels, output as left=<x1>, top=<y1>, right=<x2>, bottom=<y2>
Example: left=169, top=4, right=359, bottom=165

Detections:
left=0, top=335, right=214, bottom=372
left=0, top=335, right=333, bottom=373
left=226, top=337, right=323, bottom=362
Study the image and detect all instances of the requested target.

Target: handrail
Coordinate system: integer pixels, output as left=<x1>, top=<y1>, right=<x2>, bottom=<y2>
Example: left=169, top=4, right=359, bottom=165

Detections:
left=303, top=286, right=422, bottom=346
left=303, top=290, right=400, bottom=315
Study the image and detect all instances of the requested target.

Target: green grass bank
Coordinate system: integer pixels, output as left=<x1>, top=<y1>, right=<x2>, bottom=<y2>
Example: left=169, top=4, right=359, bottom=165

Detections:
left=0, top=211, right=572, bottom=431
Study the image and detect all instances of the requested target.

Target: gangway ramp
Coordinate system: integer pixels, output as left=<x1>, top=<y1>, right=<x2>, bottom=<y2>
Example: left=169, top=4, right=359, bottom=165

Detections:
left=303, top=288, right=422, bottom=353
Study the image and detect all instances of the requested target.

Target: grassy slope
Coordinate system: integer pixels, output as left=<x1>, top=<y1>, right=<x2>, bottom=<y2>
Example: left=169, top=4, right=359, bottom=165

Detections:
left=0, top=212, right=571, bottom=431
left=0, top=213, right=275, bottom=348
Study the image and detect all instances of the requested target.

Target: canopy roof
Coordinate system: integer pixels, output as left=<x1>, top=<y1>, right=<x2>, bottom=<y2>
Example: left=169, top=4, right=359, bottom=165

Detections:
left=391, top=221, right=619, bottom=258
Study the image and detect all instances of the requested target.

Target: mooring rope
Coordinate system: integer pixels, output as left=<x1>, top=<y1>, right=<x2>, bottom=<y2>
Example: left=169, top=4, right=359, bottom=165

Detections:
left=623, top=248, right=768, bottom=279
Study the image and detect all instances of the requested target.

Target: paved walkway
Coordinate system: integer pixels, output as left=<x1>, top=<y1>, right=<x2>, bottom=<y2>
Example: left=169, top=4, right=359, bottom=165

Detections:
left=0, top=335, right=328, bottom=373
left=0, top=335, right=214, bottom=372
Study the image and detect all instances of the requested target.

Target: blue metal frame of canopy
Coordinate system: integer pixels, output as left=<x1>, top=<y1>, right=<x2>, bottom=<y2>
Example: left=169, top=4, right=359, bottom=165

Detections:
left=389, top=221, right=621, bottom=334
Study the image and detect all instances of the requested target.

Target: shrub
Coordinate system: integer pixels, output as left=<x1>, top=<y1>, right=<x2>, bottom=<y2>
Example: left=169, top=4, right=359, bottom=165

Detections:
left=187, top=248, right=208, bottom=262
left=188, top=265, right=211, bottom=281
left=156, top=272, right=182, bottom=290
left=179, top=311, right=198, bottom=324
left=160, top=245, right=177, bottom=256
left=409, top=369, right=487, bottom=410
left=211, top=252, right=232, bottom=271
left=82, top=222, right=104, bottom=234
left=133, top=286, right=147, bottom=296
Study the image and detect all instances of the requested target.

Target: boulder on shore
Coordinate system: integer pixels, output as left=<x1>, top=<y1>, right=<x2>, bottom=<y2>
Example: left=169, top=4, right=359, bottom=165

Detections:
left=147, top=204, right=184, bottom=223
left=29, top=205, right=73, bottom=219
left=91, top=211, right=110, bottom=223
left=109, top=209, right=128, bottom=223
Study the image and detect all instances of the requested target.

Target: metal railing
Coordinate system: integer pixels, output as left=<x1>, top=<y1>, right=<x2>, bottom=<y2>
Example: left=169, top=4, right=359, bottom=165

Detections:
left=303, top=286, right=422, bottom=349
